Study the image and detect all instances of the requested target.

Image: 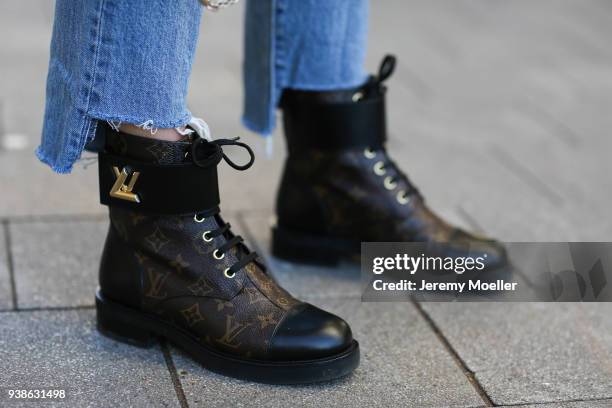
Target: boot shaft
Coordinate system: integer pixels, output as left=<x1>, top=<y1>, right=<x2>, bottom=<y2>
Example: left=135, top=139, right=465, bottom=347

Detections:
left=277, top=55, right=411, bottom=237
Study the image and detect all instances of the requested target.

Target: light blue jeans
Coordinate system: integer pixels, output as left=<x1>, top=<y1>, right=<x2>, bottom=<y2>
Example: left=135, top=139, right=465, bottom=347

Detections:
left=37, top=0, right=369, bottom=173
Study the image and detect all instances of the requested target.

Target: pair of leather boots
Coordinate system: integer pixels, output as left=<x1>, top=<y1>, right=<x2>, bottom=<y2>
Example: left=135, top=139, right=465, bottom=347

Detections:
left=95, top=56, right=506, bottom=384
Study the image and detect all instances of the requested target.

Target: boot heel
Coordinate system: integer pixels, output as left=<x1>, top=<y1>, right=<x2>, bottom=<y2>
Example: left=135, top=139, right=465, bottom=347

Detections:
left=271, top=225, right=359, bottom=266
left=96, top=292, right=156, bottom=347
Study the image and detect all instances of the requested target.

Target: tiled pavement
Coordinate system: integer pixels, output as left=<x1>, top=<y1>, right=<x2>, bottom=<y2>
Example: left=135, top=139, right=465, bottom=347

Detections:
left=1, top=1, right=612, bottom=407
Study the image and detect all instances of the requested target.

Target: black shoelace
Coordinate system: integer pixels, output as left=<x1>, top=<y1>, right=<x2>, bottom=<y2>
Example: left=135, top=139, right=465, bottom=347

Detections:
left=190, top=136, right=258, bottom=277
left=190, top=136, right=255, bottom=170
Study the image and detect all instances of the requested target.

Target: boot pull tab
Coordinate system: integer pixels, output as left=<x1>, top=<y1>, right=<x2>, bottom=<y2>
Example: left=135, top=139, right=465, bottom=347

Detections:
left=377, top=54, right=397, bottom=84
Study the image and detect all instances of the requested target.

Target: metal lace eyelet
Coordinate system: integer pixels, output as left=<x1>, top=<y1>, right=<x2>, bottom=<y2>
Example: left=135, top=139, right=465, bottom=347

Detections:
left=373, top=161, right=386, bottom=176
left=384, top=176, right=397, bottom=190
left=194, top=214, right=206, bottom=223
left=352, top=91, right=364, bottom=102
left=202, top=231, right=213, bottom=242
left=213, top=249, right=225, bottom=260
left=363, top=148, right=376, bottom=159
left=397, top=190, right=410, bottom=205
left=223, top=268, right=236, bottom=279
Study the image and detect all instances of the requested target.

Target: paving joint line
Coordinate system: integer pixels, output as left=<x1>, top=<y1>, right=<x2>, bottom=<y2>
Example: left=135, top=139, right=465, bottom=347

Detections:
left=2, top=220, right=18, bottom=310
left=411, top=299, right=495, bottom=407
left=455, top=205, right=485, bottom=234
left=489, top=145, right=563, bottom=207
left=498, top=396, right=612, bottom=406
left=161, top=341, right=190, bottom=408
left=519, top=101, right=580, bottom=148
left=0, top=304, right=95, bottom=313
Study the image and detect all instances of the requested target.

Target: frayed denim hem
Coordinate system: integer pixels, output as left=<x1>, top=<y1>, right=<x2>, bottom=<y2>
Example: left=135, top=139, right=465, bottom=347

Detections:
left=241, top=116, right=274, bottom=137
left=88, top=111, right=193, bottom=131
left=35, top=146, right=74, bottom=174
left=37, top=110, right=193, bottom=174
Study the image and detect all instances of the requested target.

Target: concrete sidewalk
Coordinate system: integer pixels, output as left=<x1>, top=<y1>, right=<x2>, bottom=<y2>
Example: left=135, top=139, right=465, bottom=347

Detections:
left=1, top=1, right=612, bottom=407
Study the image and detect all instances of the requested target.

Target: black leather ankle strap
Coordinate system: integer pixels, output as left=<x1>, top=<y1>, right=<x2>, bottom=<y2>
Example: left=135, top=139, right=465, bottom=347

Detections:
left=281, top=55, right=399, bottom=153
left=98, top=151, right=220, bottom=215
left=282, top=91, right=387, bottom=152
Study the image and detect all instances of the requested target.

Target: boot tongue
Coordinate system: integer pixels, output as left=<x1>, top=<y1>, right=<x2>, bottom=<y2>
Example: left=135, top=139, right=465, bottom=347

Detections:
left=105, top=130, right=192, bottom=165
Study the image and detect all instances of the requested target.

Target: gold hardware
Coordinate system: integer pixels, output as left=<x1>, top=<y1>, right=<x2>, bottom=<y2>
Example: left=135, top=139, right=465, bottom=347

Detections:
left=363, top=148, right=376, bottom=159
left=384, top=176, right=397, bottom=190
left=110, top=166, right=141, bottom=203
left=397, top=190, right=410, bottom=205
left=373, top=161, right=386, bottom=176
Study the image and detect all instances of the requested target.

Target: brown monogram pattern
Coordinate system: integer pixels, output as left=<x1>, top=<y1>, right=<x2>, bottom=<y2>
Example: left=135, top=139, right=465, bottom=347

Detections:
left=278, top=147, right=506, bottom=261
left=109, top=204, right=301, bottom=358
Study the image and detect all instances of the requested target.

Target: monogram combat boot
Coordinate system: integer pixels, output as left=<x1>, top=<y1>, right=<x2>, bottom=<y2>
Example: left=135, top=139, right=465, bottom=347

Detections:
left=95, top=122, right=359, bottom=384
left=273, top=55, right=507, bottom=272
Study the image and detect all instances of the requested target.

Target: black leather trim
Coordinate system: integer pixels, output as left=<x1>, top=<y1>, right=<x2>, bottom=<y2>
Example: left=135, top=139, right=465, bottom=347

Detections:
left=98, top=223, right=142, bottom=309
left=268, top=303, right=353, bottom=361
left=282, top=91, right=387, bottom=152
left=98, top=151, right=220, bottom=215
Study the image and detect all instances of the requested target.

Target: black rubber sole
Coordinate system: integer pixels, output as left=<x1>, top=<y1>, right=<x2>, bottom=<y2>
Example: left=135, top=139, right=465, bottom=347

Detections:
left=272, top=225, right=360, bottom=266
left=95, top=291, right=360, bottom=384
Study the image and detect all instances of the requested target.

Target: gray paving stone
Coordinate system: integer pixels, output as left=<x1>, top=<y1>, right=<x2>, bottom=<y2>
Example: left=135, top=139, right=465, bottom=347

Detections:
left=171, top=299, right=484, bottom=408
left=486, top=121, right=612, bottom=241
left=0, top=310, right=179, bottom=408
left=515, top=400, right=612, bottom=408
left=381, top=126, right=575, bottom=242
left=10, top=220, right=107, bottom=309
left=422, top=303, right=612, bottom=405
left=0, top=227, right=12, bottom=310
left=239, top=213, right=362, bottom=300
left=0, top=1, right=52, bottom=144
left=215, top=133, right=285, bottom=214
left=0, top=151, right=104, bottom=218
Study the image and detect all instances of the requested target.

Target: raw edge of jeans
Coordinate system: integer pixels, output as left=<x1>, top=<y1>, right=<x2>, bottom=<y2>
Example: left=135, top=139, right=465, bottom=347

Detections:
left=35, top=146, right=74, bottom=174
left=35, top=110, right=194, bottom=174
left=87, top=111, right=193, bottom=130
left=241, top=116, right=273, bottom=137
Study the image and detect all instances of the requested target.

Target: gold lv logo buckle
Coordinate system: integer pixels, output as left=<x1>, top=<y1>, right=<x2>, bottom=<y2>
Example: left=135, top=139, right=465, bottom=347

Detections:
left=110, top=166, right=141, bottom=203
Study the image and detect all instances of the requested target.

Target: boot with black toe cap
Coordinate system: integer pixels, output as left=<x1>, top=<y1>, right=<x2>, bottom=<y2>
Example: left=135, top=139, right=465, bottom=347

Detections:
left=94, top=120, right=359, bottom=384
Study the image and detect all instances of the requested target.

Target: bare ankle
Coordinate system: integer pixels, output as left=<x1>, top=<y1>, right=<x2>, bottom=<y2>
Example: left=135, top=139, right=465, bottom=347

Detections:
left=117, top=123, right=188, bottom=142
